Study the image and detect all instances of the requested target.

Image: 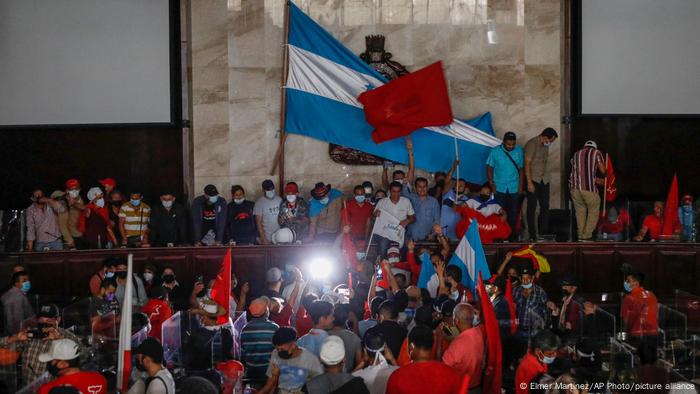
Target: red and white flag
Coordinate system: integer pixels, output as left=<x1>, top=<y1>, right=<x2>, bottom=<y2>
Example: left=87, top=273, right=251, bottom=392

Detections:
left=210, top=248, right=233, bottom=325
left=605, top=154, right=617, bottom=202
left=117, top=254, right=134, bottom=392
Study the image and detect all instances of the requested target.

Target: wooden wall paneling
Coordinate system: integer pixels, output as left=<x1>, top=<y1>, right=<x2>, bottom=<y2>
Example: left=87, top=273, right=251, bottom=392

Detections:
left=580, top=249, right=616, bottom=294
left=656, top=249, right=696, bottom=297
left=534, top=248, right=576, bottom=296
left=618, top=247, right=656, bottom=290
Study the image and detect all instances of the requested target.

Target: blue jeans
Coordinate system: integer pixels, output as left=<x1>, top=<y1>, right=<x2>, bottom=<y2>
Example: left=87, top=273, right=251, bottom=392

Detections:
left=496, top=192, right=521, bottom=241
left=34, top=240, right=64, bottom=251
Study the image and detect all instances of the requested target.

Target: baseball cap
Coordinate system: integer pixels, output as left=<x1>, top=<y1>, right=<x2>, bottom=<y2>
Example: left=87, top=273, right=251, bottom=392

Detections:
left=266, top=267, right=282, bottom=283
left=284, top=182, right=299, bottom=194
left=584, top=140, right=597, bottom=149
left=38, top=338, right=80, bottom=362
left=133, top=337, right=164, bottom=364
left=204, top=184, right=219, bottom=196
left=560, top=275, right=579, bottom=287
left=38, top=303, right=60, bottom=319
left=387, top=246, right=400, bottom=256
left=319, top=336, right=345, bottom=365
left=249, top=297, right=270, bottom=318
left=503, top=131, right=517, bottom=140
left=65, top=179, right=80, bottom=189
left=262, top=179, right=275, bottom=191
left=99, top=178, right=117, bottom=188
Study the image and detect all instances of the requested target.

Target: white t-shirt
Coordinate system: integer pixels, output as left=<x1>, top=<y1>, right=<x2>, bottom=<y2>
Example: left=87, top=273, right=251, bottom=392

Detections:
left=374, top=197, right=414, bottom=222
left=254, top=195, right=282, bottom=240
left=127, top=368, right=176, bottom=394
left=465, top=199, right=503, bottom=217
left=353, top=363, right=398, bottom=394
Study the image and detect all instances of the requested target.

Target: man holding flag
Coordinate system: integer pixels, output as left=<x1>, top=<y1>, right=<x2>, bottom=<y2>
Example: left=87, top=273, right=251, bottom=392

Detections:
left=373, top=181, right=415, bottom=255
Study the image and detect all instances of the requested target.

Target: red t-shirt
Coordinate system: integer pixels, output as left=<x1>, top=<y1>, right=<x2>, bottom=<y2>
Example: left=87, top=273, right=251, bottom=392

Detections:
left=271, top=303, right=293, bottom=327
left=38, top=371, right=107, bottom=394
left=295, top=306, right=313, bottom=337
left=642, top=215, right=663, bottom=240
left=621, top=287, right=658, bottom=336
left=515, top=353, right=547, bottom=394
left=346, top=199, right=374, bottom=240
left=598, top=209, right=630, bottom=234
left=386, top=361, right=462, bottom=394
left=142, top=299, right=173, bottom=341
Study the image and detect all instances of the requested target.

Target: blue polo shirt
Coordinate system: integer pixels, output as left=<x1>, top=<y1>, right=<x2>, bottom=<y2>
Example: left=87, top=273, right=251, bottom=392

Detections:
left=486, top=145, right=524, bottom=194
left=402, top=189, right=441, bottom=241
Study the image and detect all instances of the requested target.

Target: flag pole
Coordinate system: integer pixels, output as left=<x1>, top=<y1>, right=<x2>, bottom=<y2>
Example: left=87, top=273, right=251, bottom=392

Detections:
left=602, top=153, right=609, bottom=216
left=454, top=137, right=460, bottom=201
left=117, top=253, right=134, bottom=392
left=270, top=0, right=291, bottom=188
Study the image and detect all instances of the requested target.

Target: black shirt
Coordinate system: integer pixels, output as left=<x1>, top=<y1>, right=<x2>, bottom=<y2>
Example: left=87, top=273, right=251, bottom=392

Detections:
left=202, top=204, right=217, bottom=236
left=149, top=203, right=188, bottom=246
left=226, top=200, right=256, bottom=244
left=365, top=320, right=407, bottom=358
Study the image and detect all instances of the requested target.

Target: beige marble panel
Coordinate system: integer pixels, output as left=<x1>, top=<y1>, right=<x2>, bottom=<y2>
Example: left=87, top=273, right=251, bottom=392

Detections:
left=447, top=24, right=524, bottom=65
left=524, top=0, right=560, bottom=65
left=191, top=0, right=229, bottom=69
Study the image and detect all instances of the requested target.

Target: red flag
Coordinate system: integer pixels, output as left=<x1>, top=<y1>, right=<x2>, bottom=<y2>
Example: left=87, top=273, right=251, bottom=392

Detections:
left=358, top=61, right=453, bottom=144
left=477, top=272, right=502, bottom=394
left=459, top=375, right=471, bottom=394
left=662, top=174, right=679, bottom=236
left=341, top=204, right=359, bottom=270
left=210, top=248, right=232, bottom=325
left=504, top=277, right=518, bottom=335
left=605, top=155, right=617, bottom=202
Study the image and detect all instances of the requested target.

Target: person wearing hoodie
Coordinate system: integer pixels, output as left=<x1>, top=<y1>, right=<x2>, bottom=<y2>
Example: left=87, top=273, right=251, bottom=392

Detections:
left=191, top=184, right=228, bottom=246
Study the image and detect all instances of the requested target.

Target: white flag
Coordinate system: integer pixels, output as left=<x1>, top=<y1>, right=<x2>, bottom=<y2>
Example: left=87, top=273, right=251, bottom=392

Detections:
left=117, top=254, right=134, bottom=392
left=371, top=209, right=405, bottom=247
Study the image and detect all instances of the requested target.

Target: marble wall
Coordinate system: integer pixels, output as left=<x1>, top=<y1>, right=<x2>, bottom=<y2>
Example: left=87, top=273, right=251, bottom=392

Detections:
left=190, top=0, right=562, bottom=205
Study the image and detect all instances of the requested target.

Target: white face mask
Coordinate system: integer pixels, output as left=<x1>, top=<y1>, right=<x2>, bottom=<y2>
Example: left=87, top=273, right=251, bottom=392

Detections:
left=234, top=198, right=245, bottom=204
left=95, top=198, right=105, bottom=208
left=319, top=196, right=330, bottom=205
left=364, top=187, right=373, bottom=195
left=286, top=194, right=297, bottom=203
left=265, top=190, right=276, bottom=199
left=68, top=190, right=79, bottom=198
left=143, top=272, right=154, bottom=282
left=162, top=200, right=173, bottom=209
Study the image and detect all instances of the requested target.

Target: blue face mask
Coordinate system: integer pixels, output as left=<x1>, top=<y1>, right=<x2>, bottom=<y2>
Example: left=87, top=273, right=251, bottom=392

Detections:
left=355, top=195, right=366, bottom=203
left=472, top=315, right=480, bottom=326
left=105, top=271, right=115, bottom=279
left=521, top=282, right=533, bottom=289
left=541, top=354, right=556, bottom=364
left=21, top=281, right=31, bottom=293
left=623, top=281, right=632, bottom=293
left=209, top=195, right=218, bottom=204
left=131, top=199, right=141, bottom=207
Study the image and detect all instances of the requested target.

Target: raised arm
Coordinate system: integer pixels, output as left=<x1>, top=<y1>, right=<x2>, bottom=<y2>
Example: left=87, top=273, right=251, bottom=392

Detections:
left=497, top=252, right=513, bottom=275
left=443, top=159, right=459, bottom=193
left=381, top=260, right=400, bottom=294
left=406, top=136, right=415, bottom=184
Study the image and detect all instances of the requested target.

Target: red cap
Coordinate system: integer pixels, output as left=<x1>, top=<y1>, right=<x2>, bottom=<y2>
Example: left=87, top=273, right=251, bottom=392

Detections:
left=99, top=178, right=117, bottom=188
left=65, top=179, right=80, bottom=189
left=284, top=182, right=299, bottom=194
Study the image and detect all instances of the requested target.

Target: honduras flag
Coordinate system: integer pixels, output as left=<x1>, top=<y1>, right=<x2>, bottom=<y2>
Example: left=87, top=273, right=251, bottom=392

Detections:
left=417, top=251, right=435, bottom=290
left=284, top=2, right=501, bottom=184
left=449, top=220, right=492, bottom=292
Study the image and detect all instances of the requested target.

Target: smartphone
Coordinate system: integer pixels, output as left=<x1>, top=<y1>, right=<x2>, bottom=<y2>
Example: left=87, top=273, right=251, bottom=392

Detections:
left=383, top=160, right=394, bottom=169
left=196, top=275, right=204, bottom=284
left=375, top=265, right=383, bottom=280
left=601, top=293, right=608, bottom=302
left=338, top=288, right=350, bottom=297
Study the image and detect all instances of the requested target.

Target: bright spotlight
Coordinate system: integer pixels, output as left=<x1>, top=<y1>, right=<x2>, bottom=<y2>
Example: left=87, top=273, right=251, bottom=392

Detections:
left=308, top=257, right=334, bottom=281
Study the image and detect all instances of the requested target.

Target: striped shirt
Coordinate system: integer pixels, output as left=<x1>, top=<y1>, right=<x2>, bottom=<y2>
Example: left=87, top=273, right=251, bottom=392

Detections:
left=569, top=147, right=603, bottom=192
left=240, top=317, right=279, bottom=380
left=118, top=202, right=151, bottom=238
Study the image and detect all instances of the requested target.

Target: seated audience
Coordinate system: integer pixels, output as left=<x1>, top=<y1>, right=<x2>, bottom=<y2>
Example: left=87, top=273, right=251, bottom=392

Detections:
left=255, top=179, right=282, bottom=245
left=241, top=298, right=279, bottom=382
left=149, top=191, right=188, bottom=247
left=142, top=286, right=173, bottom=342
left=515, top=330, right=560, bottom=394
left=259, top=327, right=323, bottom=394
left=127, top=337, right=176, bottom=394
left=596, top=205, right=630, bottom=241
left=346, top=184, right=374, bottom=241
left=226, top=185, right=257, bottom=245
left=118, top=191, right=151, bottom=247
left=633, top=200, right=680, bottom=241
left=26, top=188, right=64, bottom=251
left=386, top=326, right=462, bottom=394
left=1, top=270, right=33, bottom=336
left=0, top=303, right=83, bottom=383
left=308, top=182, right=344, bottom=242
left=192, top=184, right=227, bottom=246
left=278, top=182, right=310, bottom=240
left=37, top=338, right=107, bottom=394
left=298, top=300, right=335, bottom=357
left=304, top=336, right=370, bottom=394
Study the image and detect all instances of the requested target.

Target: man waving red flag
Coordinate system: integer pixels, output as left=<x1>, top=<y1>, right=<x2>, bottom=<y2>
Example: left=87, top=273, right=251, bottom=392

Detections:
left=210, top=248, right=232, bottom=325
left=477, top=272, right=502, bottom=394
left=358, top=61, right=453, bottom=143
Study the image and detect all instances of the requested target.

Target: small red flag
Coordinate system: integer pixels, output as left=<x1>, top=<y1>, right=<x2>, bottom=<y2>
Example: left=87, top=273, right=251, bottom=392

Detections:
left=210, top=248, right=232, bottom=325
left=605, top=155, right=617, bottom=202
left=358, top=61, right=453, bottom=144
left=504, top=277, right=518, bottom=335
left=662, top=174, right=679, bottom=236
left=477, top=272, right=502, bottom=394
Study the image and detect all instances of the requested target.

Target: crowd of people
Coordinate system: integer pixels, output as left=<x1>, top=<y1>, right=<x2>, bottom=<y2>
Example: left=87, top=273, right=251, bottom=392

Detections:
left=0, top=226, right=670, bottom=393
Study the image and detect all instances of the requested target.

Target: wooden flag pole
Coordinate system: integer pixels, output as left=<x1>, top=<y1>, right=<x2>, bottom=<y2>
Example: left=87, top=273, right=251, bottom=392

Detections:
left=602, top=153, right=609, bottom=216
left=454, top=137, right=460, bottom=201
left=271, top=0, right=292, bottom=188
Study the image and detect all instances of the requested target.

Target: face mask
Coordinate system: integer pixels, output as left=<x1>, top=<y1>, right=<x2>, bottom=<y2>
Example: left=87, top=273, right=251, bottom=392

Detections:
left=480, top=194, right=490, bottom=201
left=265, top=190, right=276, bottom=199
left=286, top=194, right=297, bottom=203
left=234, top=198, right=245, bottom=205
left=543, top=142, right=551, bottom=147
left=355, top=195, right=366, bottom=203
left=68, top=190, right=80, bottom=198
left=278, top=350, right=293, bottom=359
left=47, top=363, right=62, bottom=377
left=208, top=195, right=218, bottom=204
left=21, top=281, right=31, bottom=293
left=623, top=281, right=632, bottom=293
left=319, top=196, right=329, bottom=205
left=105, top=293, right=115, bottom=301
left=95, top=198, right=105, bottom=208
left=116, top=271, right=128, bottom=279
left=540, top=352, right=556, bottom=364
left=105, top=271, right=115, bottom=279
left=162, top=274, right=175, bottom=284
left=388, top=257, right=400, bottom=264
left=504, top=145, right=514, bottom=152
left=356, top=252, right=367, bottom=261
left=143, top=272, right=154, bottom=282
left=364, top=187, right=373, bottom=195
left=162, top=200, right=173, bottom=209
left=521, top=282, right=533, bottom=289
left=131, top=199, right=141, bottom=207
left=472, top=315, right=480, bottom=326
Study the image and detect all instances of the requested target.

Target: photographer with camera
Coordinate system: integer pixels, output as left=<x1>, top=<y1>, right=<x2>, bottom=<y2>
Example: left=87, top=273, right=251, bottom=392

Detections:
left=0, top=303, right=83, bottom=384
